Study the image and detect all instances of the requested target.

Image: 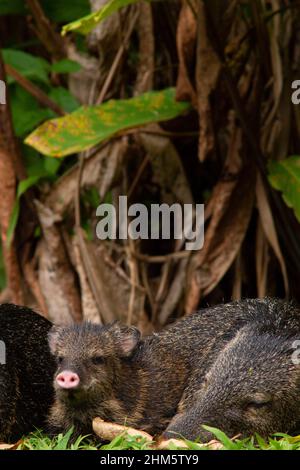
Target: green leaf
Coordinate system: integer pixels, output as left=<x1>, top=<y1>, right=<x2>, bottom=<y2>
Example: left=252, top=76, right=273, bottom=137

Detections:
left=6, top=175, right=43, bottom=247
left=201, top=425, right=238, bottom=450
left=43, top=157, right=62, bottom=176
left=268, top=156, right=300, bottom=222
left=10, top=85, right=52, bottom=137
left=17, top=176, right=43, bottom=197
left=23, top=148, right=62, bottom=177
left=25, top=88, right=191, bottom=157
left=42, top=0, right=90, bottom=23
left=0, top=0, right=90, bottom=19
left=2, top=49, right=50, bottom=84
left=62, top=0, right=141, bottom=36
left=51, top=59, right=81, bottom=74
left=6, top=154, right=61, bottom=247
left=0, top=0, right=25, bottom=15
left=255, top=434, right=268, bottom=449
left=7, top=157, right=60, bottom=247
left=53, top=427, right=74, bottom=450
left=48, top=86, right=80, bottom=114
left=10, top=83, right=79, bottom=137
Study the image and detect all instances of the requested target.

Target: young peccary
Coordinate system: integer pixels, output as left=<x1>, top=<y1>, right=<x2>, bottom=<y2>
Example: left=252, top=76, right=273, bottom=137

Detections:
left=0, top=303, right=56, bottom=442
left=48, top=298, right=300, bottom=440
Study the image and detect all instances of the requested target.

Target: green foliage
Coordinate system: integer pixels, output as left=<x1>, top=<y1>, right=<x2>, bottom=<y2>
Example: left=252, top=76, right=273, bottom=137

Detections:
left=6, top=175, right=41, bottom=248
left=0, top=0, right=90, bottom=22
left=41, top=0, right=91, bottom=24
left=24, top=149, right=62, bottom=177
left=48, top=87, right=80, bottom=114
left=101, top=433, right=152, bottom=450
left=3, top=48, right=80, bottom=137
left=201, top=425, right=238, bottom=449
left=62, top=0, right=142, bottom=36
left=50, top=59, right=81, bottom=74
left=166, top=428, right=300, bottom=451
left=19, top=428, right=99, bottom=451
left=0, top=0, right=25, bottom=15
left=268, top=156, right=300, bottom=222
left=6, top=152, right=62, bottom=247
left=15, top=427, right=300, bottom=450
left=2, top=49, right=50, bottom=84
left=25, top=88, right=191, bottom=157
left=9, top=85, right=79, bottom=138
left=10, top=86, right=50, bottom=137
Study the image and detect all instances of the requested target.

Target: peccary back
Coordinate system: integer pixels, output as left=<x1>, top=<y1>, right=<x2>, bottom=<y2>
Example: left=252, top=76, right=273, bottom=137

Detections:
left=0, top=304, right=55, bottom=441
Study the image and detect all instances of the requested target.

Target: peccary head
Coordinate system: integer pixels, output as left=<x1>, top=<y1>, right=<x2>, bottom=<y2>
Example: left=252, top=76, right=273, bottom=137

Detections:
left=169, top=325, right=300, bottom=441
left=48, top=322, right=141, bottom=406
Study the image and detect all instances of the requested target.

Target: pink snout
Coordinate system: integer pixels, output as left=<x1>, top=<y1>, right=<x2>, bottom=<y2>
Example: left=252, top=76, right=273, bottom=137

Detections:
left=56, top=370, right=80, bottom=389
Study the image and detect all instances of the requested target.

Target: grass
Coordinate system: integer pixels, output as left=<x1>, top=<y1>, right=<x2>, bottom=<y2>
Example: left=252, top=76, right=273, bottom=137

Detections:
left=14, top=426, right=300, bottom=450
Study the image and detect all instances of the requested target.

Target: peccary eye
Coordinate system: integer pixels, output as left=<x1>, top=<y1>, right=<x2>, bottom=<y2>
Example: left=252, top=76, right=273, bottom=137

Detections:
left=246, top=393, right=272, bottom=410
left=248, top=401, right=267, bottom=408
left=57, top=356, right=64, bottom=364
left=92, top=356, right=104, bottom=365
left=246, top=401, right=270, bottom=410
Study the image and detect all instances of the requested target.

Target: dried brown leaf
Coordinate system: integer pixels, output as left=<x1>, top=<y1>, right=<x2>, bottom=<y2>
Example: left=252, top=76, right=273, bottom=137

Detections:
left=204, top=439, right=224, bottom=450
left=78, top=235, right=149, bottom=331
left=37, top=241, right=75, bottom=324
left=256, top=173, right=288, bottom=294
left=0, top=440, right=22, bottom=450
left=72, top=236, right=101, bottom=323
left=256, top=219, right=269, bottom=298
left=93, top=417, right=153, bottom=442
left=23, top=257, right=48, bottom=317
left=35, top=201, right=82, bottom=323
left=156, top=438, right=189, bottom=450
left=135, top=2, right=154, bottom=95
left=158, top=257, right=191, bottom=326
left=232, top=252, right=242, bottom=300
left=176, top=1, right=197, bottom=106
left=195, top=0, right=221, bottom=161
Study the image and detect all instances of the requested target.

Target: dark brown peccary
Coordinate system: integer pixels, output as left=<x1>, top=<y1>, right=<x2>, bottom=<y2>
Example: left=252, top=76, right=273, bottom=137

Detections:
left=164, top=298, right=300, bottom=441
left=0, top=303, right=56, bottom=442
left=47, top=298, right=300, bottom=440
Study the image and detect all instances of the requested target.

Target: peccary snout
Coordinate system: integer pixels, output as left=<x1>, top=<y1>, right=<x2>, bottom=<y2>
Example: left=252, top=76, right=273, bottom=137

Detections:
left=56, top=371, right=80, bottom=389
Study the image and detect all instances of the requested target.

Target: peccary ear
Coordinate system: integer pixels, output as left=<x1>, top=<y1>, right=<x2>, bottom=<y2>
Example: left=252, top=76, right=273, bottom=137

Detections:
left=48, top=326, right=62, bottom=354
left=111, top=323, right=141, bottom=357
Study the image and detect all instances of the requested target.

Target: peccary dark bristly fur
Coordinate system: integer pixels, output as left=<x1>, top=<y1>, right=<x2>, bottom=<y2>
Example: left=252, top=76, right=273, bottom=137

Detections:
left=48, top=298, right=300, bottom=440
left=48, top=321, right=192, bottom=437
left=164, top=298, right=300, bottom=441
left=0, top=303, right=56, bottom=441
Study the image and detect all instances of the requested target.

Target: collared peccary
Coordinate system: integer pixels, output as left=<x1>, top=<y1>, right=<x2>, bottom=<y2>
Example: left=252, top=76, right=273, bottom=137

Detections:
left=0, top=303, right=56, bottom=442
left=48, top=298, right=300, bottom=440
left=164, top=298, right=300, bottom=441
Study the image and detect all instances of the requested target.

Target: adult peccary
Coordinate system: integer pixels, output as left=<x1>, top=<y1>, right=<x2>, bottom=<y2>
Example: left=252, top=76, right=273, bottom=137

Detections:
left=48, top=298, right=300, bottom=440
left=165, top=299, right=300, bottom=441
left=0, top=303, right=56, bottom=442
